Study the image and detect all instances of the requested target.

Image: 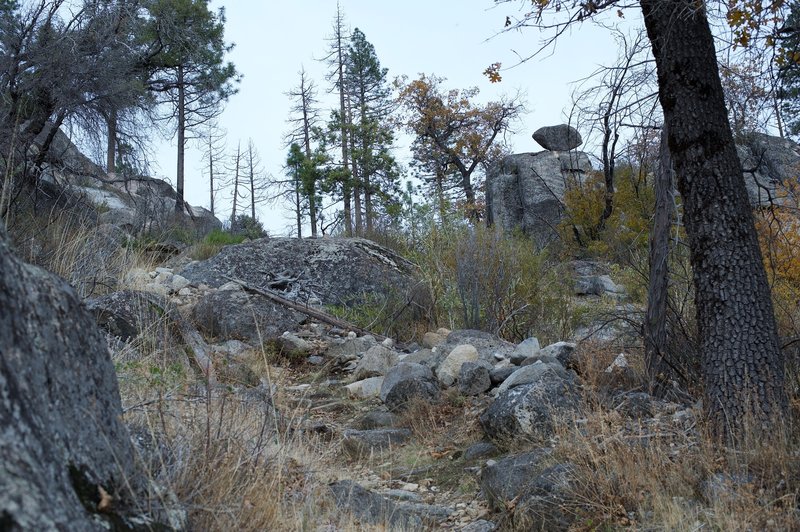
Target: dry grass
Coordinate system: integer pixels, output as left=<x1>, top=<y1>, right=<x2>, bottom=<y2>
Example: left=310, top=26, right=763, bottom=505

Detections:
left=541, top=345, right=800, bottom=531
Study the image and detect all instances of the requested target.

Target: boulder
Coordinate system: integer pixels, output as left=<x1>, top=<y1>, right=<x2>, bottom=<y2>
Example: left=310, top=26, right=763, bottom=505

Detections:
left=190, top=289, right=304, bottom=344
left=436, top=344, right=479, bottom=386
left=489, top=365, right=516, bottom=385
left=179, top=237, right=428, bottom=314
left=480, top=451, right=577, bottom=531
left=737, top=132, right=800, bottom=207
left=380, top=363, right=441, bottom=411
left=401, top=347, right=442, bottom=369
left=532, top=124, right=583, bottom=151
left=326, top=335, right=378, bottom=362
left=0, top=231, right=165, bottom=529
left=86, top=289, right=171, bottom=342
left=458, top=361, right=493, bottom=396
left=486, top=151, right=593, bottom=246
left=353, top=345, right=401, bottom=380
left=480, top=373, right=580, bottom=445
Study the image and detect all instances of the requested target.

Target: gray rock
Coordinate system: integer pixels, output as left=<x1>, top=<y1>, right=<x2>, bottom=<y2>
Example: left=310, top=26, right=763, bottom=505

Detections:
left=345, top=376, right=385, bottom=398
left=532, top=124, right=583, bottom=151
left=342, top=428, right=412, bottom=457
left=402, top=347, right=443, bottom=369
left=329, top=480, right=423, bottom=530
left=86, top=289, right=173, bottom=343
left=380, top=363, right=441, bottom=411
left=510, top=337, right=540, bottom=365
left=489, top=365, right=516, bottom=385
left=437, top=344, right=479, bottom=386
left=575, top=274, right=623, bottom=296
left=275, top=332, right=313, bottom=356
left=461, top=519, right=496, bottom=532
left=458, top=361, right=493, bottom=396
left=0, top=232, right=165, bottom=529
left=353, top=345, right=401, bottom=380
left=382, top=489, right=422, bottom=502
left=326, top=335, right=378, bottom=362
left=396, top=501, right=453, bottom=524
left=486, top=150, right=593, bottom=246
left=190, top=289, right=304, bottom=344
left=480, top=449, right=553, bottom=510
left=495, top=360, right=569, bottom=394
left=480, top=375, right=580, bottom=445
left=441, top=330, right=516, bottom=365
left=463, top=441, right=500, bottom=461
left=520, top=354, right=560, bottom=367
left=539, top=341, right=578, bottom=370
left=480, top=451, right=577, bottom=531
left=738, top=132, right=800, bottom=207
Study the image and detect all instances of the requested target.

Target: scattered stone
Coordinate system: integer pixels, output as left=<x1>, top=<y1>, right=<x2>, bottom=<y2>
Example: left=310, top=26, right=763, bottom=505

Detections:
left=532, top=124, right=583, bottom=151
left=342, top=428, right=412, bottom=457
left=329, top=480, right=423, bottom=530
left=346, top=376, right=385, bottom=398
left=380, top=363, right=441, bottom=411
left=510, top=337, right=541, bottom=365
left=353, top=345, right=402, bottom=380
left=437, top=344, right=479, bottom=386
left=459, top=360, right=493, bottom=396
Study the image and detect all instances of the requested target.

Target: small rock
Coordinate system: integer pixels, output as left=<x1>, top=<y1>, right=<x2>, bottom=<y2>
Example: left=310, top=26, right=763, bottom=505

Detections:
left=353, top=345, right=401, bottom=380
left=307, top=355, right=325, bottom=366
left=463, top=441, right=499, bottom=461
left=437, top=344, right=479, bottom=386
left=380, top=363, right=440, bottom=411
left=382, top=489, right=422, bottom=502
left=510, top=337, right=540, bottom=365
left=170, top=274, right=190, bottom=292
left=218, top=281, right=242, bottom=291
left=346, top=376, right=385, bottom=398
left=177, top=287, right=193, bottom=297
left=422, top=331, right=445, bottom=349
left=539, top=341, right=578, bottom=370
left=459, top=361, right=493, bottom=396
left=347, top=331, right=357, bottom=339
left=382, top=337, right=395, bottom=348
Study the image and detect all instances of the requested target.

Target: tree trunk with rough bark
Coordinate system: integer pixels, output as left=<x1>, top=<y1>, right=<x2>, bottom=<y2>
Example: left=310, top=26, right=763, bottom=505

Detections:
left=644, top=124, right=674, bottom=393
left=640, top=0, right=788, bottom=437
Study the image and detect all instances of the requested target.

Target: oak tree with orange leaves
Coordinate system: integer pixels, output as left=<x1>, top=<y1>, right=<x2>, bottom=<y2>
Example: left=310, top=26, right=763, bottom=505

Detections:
left=396, top=75, right=523, bottom=219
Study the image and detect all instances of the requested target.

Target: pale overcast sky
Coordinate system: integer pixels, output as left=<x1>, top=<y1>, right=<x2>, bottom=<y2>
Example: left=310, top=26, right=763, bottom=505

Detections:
left=152, top=1, right=635, bottom=235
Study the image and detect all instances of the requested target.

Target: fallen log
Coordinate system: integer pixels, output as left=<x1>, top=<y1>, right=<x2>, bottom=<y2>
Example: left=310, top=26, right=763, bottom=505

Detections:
left=222, top=275, right=388, bottom=342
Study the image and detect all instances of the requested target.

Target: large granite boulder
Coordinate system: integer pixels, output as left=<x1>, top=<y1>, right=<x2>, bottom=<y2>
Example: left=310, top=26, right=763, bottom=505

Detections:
left=36, top=123, right=221, bottom=237
left=0, top=231, right=160, bottom=529
left=738, top=132, right=800, bottom=206
left=180, top=237, right=428, bottom=311
left=486, top=151, right=593, bottom=247
left=532, top=124, right=583, bottom=151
